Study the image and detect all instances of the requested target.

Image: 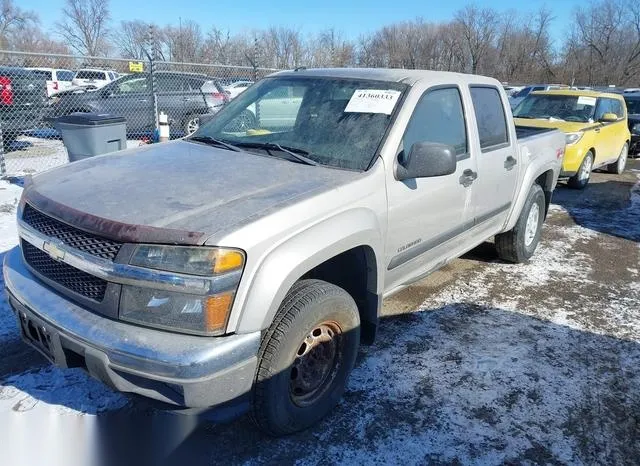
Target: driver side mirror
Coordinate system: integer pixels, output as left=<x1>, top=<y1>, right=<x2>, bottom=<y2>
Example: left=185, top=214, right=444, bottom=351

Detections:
left=396, top=142, right=457, bottom=181
left=599, top=112, right=618, bottom=122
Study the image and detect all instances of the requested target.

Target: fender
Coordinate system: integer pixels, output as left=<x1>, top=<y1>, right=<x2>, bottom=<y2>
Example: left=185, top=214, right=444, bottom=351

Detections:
left=233, top=207, right=385, bottom=334
left=504, top=158, right=559, bottom=232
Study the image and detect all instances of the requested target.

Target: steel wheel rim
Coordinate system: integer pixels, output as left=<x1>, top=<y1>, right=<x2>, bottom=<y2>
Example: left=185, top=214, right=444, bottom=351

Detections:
left=524, top=203, right=540, bottom=247
left=235, top=111, right=254, bottom=131
left=186, top=117, right=200, bottom=134
left=579, top=154, right=593, bottom=181
left=289, top=321, right=343, bottom=407
left=618, top=145, right=628, bottom=172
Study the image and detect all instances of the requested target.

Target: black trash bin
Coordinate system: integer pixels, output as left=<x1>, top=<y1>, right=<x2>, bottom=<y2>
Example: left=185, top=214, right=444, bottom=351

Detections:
left=53, top=113, right=127, bottom=162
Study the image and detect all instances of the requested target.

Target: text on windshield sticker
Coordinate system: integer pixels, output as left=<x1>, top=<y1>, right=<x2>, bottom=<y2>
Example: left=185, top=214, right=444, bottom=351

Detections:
left=577, top=96, right=596, bottom=106
left=345, top=89, right=401, bottom=115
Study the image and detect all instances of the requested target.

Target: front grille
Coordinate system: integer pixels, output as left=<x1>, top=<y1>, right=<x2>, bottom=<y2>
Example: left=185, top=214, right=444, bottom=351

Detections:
left=22, top=204, right=122, bottom=261
left=22, top=241, right=108, bottom=301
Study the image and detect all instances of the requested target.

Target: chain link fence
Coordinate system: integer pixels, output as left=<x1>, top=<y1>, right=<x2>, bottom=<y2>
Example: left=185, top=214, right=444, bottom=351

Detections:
left=0, top=50, right=279, bottom=177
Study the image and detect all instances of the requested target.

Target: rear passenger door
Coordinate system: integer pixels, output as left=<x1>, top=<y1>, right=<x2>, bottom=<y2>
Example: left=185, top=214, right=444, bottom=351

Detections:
left=468, top=86, right=518, bottom=231
left=594, top=97, right=625, bottom=165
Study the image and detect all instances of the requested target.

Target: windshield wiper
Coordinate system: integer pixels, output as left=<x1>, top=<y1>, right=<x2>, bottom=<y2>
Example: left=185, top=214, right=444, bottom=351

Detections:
left=232, top=142, right=318, bottom=166
left=514, top=115, right=534, bottom=119
left=188, top=136, right=242, bottom=152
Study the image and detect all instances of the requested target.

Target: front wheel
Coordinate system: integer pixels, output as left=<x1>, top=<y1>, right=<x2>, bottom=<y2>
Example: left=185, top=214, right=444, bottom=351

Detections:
left=495, top=183, right=545, bottom=263
left=607, top=143, right=628, bottom=174
left=252, top=279, right=360, bottom=436
left=183, top=114, right=200, bottom=135
left=567, top=151, right=594, bottom=190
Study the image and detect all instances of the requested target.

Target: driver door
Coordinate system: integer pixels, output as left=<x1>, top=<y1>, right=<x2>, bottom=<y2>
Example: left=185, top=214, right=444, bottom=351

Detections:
left=385, top=86, right=477, bottom=290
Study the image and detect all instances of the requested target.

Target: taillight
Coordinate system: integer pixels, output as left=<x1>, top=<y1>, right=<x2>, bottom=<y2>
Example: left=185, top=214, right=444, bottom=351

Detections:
left=53, top=81, right=59, bottom=90
left=212, top=91, right=225, bottom=99
left=0, top=76, right=13, bottom=105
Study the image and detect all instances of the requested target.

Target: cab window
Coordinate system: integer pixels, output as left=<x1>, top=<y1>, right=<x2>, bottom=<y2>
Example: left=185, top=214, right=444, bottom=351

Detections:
left=402, top=87, right=468, bottom=160
left=470, top=86, right=509, bottom=151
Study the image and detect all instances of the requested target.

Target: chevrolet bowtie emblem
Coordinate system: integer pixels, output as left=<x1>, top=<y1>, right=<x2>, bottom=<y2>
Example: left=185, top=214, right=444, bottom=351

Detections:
left=43, top=242, right=65, bottom=261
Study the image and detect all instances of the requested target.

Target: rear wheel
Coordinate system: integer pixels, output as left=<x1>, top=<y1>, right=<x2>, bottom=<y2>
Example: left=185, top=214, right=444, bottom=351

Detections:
left=567, top=151, right=593, bottom=190
left=495, top=183, right=545, bottom=263
left=252, top=279, right=360, bottom=436
left=607, top=143, right=628, bottom=174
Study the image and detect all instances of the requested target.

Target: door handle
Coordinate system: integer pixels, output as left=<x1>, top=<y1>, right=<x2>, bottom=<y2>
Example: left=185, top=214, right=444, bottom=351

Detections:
left=459, top=169, right=478, bottom=187
left=137, top=99, right=148, bottom=102
left=504, top=155, right=517, bottom=170
left=595, top=127, right=600, bottom=133
left=182, top=97, right=193, bottom=102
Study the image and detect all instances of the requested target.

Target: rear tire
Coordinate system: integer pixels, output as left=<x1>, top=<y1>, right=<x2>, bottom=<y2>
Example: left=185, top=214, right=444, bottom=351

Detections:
left=607, top=143, right=628, bottom=174
left=495, top=183, right=545, bottom=263
left=567, top=151, right=594, bottom=189
left=251, top=279, right=360, bottom=436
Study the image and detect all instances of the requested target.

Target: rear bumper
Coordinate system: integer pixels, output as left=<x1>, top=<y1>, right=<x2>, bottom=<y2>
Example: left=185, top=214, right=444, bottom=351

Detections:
left=631, top=135, right=639, bottom=154
left=3, top=246, right=260, bottom=408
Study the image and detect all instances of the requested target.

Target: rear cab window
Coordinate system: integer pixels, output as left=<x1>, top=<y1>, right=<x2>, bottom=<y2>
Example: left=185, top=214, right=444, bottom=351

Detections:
left=470, top=86, right=509, bottom=152
left=30, top=70, right=53, bottom=80
left=76, top=70, right=107, bottom=80
left=57, top=70, right=74, bottom=82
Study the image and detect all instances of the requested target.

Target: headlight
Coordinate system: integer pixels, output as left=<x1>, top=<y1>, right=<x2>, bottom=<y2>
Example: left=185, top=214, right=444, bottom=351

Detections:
left=130, top=245, right=244, bottom=275
left=633, top=123, right=640, bottom=135
left=121, top=245, right=245, bottom=335
left=565, top=132, right=583, bottom=145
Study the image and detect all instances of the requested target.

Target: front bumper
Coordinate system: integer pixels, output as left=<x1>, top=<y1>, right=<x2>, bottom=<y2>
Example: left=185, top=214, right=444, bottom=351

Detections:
left=560, top=144, right=586, bottom=176
left=3, top=246, right=260, bottom=408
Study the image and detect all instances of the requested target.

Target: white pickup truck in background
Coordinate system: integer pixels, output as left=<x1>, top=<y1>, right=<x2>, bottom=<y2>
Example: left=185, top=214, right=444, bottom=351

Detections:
left=4, top=68, right=565, bottom=436
left=27, top=68, right=75, bottom=97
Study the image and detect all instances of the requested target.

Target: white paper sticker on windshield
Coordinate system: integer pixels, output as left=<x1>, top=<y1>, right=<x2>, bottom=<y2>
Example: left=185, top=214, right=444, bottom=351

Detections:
left=577, top=96, right=596, bottom=106
left=344, top=89, right=401, bottom=115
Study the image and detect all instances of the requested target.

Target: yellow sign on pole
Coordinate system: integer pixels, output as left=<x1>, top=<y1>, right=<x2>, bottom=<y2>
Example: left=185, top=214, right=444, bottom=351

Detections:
left=128, top=61, right=144, bottom=73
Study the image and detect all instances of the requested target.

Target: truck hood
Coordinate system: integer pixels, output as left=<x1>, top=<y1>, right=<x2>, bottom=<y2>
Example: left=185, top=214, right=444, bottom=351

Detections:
left=24, top=141, right=359, bottom=245
left=513, top=118, right=593, bottom=133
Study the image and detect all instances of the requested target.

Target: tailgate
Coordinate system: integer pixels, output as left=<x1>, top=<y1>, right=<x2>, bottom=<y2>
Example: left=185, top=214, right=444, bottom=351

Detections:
left=0, top=70, right=46, bottom=111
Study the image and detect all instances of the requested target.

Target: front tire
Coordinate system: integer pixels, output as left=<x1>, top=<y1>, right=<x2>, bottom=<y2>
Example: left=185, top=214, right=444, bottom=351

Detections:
left=183, top=114, right=200, bottom=135
left=607, top=143, right=628, bottom=174
left=252, top=279, right=360, bottom=436
left=567, top=151, right=594, bottom=189
left=495, top=183, right=545, bottom=263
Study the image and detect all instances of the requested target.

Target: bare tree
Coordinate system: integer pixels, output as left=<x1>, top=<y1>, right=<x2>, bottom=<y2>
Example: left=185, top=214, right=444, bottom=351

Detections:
left=115, top=20, right=153, bottom=60
left=55, top=0, right=110, bottom=56
left=164, top=20, right=203, bottom=63
left=454, top=5, right=499, bottom=74
left=0, top=0, right=37, bottom=48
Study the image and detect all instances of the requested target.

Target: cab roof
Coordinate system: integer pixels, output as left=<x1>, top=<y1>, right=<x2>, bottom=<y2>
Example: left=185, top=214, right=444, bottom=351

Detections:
left=271, top=67, right=499, bottom=86
left=531, top=89, right=623, bottom=100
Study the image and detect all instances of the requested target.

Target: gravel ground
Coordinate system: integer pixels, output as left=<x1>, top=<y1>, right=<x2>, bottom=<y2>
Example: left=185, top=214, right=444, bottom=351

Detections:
left=0, top=160, right=639, bottom=465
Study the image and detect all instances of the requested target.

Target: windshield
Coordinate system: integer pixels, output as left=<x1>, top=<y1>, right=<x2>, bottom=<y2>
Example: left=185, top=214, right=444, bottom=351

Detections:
left=625, top=98, right=640, bottom=115
left=75, top=70, right=107, bottom=80
left=513, top=94, right=596, bottom=122
left=512, top=87, right=533, bottom=98
left=191, top=76, right=407, bottom=170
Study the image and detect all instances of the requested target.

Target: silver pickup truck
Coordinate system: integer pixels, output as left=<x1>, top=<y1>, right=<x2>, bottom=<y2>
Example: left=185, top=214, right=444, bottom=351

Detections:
left=3, top=68, right=565, bottom=435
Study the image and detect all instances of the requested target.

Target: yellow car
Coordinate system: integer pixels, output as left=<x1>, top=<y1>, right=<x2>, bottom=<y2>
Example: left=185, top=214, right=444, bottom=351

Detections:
left=514, top=90, right=631, bottom=189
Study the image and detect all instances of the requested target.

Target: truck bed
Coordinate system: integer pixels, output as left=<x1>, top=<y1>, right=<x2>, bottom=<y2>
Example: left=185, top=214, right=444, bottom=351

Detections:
left=516, top=125, right=555, bottom=140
